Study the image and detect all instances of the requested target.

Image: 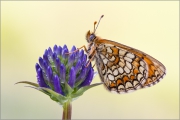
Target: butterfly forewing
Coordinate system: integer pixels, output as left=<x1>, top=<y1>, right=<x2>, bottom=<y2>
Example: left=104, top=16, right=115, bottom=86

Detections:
left=94, top=39, right=166, bottom=94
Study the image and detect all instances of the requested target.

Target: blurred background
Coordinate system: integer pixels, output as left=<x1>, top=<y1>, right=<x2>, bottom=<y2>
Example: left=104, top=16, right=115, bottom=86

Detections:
left=1, top=1, right=179, bottom=119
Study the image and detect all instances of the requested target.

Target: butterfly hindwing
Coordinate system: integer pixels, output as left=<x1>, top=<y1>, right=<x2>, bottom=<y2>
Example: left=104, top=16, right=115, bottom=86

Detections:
left=95, top=39, right=166, bottom=94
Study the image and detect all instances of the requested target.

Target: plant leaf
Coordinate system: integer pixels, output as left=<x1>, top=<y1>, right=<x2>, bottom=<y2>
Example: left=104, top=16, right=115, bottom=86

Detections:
left=71, top=83, right=103, bottom=99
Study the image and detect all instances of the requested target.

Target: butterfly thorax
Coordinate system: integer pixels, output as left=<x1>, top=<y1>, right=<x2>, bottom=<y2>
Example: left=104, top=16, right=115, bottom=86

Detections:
left=85, top=31, right=100, bottom=60
left=87, top=38, right=99, bottom=60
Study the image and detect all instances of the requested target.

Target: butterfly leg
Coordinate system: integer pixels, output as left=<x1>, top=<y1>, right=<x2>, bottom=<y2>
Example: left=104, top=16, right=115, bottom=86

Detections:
left=65, top=45, right=88, bottom=54
left=92, top=64, right=96, bottom=68
left=85, top=51, right=96, bottom=67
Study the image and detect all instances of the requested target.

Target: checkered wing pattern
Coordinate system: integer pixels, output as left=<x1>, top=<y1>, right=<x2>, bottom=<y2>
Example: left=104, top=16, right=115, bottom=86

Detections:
left=95, top=39, right=166, bottom=94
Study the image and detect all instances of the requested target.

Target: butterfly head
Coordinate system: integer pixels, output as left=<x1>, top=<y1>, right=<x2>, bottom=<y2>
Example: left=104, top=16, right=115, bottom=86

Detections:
left=86, top=30, right=96, bottom=43
left=86, top=15, right=104, bottom=43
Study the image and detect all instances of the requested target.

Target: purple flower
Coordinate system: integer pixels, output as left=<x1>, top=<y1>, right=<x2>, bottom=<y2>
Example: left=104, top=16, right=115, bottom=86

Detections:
left=53, top=75, right=63, bottom=95
left=68, top=67, right=76, bottom=88
left=35, top=63, right=49, bottom=88
left=35, top=45, right=95, bottom=96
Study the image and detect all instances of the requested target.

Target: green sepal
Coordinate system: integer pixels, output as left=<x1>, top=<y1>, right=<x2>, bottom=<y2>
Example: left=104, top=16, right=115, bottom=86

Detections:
left=71, top=83, right=103, bottom=99
left=15, top=81, right=49, bottom=96
left=15, top=81, right=39, bottom=87
left=64, top=82, right=74, bottom=96
left=38, top=87, right=68, bottom=105
left=74, top=79, right=83, bottom=88
left=26, top=86, right=68, bottom=105
left=16, top=81, right=68, bottom=105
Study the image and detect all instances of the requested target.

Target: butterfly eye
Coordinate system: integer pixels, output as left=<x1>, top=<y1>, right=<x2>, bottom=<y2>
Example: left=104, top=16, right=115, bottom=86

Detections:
left=89, top=34, right=96, bottom=41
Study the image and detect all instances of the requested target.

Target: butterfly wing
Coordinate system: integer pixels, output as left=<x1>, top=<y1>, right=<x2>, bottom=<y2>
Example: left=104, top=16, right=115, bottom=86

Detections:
left=95, top=39, right=166, bottom=94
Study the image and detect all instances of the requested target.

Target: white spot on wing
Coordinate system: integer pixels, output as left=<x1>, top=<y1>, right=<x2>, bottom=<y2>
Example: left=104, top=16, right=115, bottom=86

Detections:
left=111, top=66, right=116, bottom=70
left=124, top=66, right=130, bottom=73
left=118, top=85, right=125, bottom=90
left=155, top=70, right=159, bottom=76
left=102, top=69, right=106, bottom=74
left=124, top=57, right=132, bottom=62
left=108, top=74, right=114, bottom=81
left=109, top=56, right=115, bottom=61
left=113, top=69, right=118, bottom=76
left=118, top=67, right=124, bottom=74
left=103, top=58, right=108, bottom=64
left=126, top=61, right=132, bottom=69
left=119, top=50, right=126, bottom=56
left=137, top=74, right=143, bottom=81
left=141, top=78, right=146, bottom=84
left=107, top=47, right=112, bottom=53
left=125, top=82, right=133, bottom=89
left=119, top=61, right=125, bottom=67
left=105, top=44, right=114, bottom=47
left=106, top=54, right=109, bottom=58
left=140, top=61, right=145, bottom=67
left=107, top=69, right=113, bottom=74
left=100, top=54, right=105, bottom=59
left=126, top=53, right=135, bottom=59
left=133, top=80, right=139, bottom=87
left=139, top=66, right=145, bottom=74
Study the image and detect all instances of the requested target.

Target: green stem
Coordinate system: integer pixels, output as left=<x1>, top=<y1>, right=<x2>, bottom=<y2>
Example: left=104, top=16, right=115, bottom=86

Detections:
left=62, top=100, right=72, bottom=120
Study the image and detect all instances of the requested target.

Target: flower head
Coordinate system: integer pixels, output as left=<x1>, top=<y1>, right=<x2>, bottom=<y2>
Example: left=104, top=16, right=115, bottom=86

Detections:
left=17, top=45, right=102, bottom=105
left=35, top=45, right=95, bottom=96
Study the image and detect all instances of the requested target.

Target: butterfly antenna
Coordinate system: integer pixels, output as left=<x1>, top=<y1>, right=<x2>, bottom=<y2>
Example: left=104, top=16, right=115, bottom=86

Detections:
left=93, top=21, right=97, bottom=33
left=94, top=15, right=104, bottom=33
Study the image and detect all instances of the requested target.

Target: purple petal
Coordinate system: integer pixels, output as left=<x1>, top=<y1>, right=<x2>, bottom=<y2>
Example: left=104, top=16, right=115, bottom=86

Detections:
left=75, top=49, right=79, bottom=57
left=71, top=46, right=76, bottom=52
left=68, top=67, right=76, bottom=88
left=38, top=57, right=44, bottom=68
left=44, top=49, right=48, bottom=56
left=79, top=50, right=84, bottom=58
left=35, top=63, right=40, bottom=73
left=43, top=54, right=49, bottom=64
left=55, top=57, right=61, bottom=69
left=43, top=60, right=48, bottom=70
left=53, top=45, right=58, bottom=53
left=57, top=46, right=62, bottom=56
left=53, top=75, right=63, bottom=95
left=48, top=47, right=53, bottom=56
left=62, top=47, right=69, bottom=59
left=52, top=53, right=57, bottom=63
left=76, top=65, right=87, bottom=82
left=74, top=60, right=81, bottom=72
left=71, top=46, right=79, bottom=58
left=80, top=68, right=94, bottom=87
left=86, top=62, right=92, bottom=74
left=68, top=53, right=75, bottom=66
left=59, top=64, right=66, bottom=82
left=82, top=54, right=87, bottom=63
left=63, top=44, right=68, bottom=50
left=37, top=68, right=49, bottom=88
left=46, top=66, right=53, bottom=83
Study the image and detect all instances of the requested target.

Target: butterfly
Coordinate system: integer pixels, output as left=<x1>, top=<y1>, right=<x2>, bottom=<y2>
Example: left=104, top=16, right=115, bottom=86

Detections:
left=79, top=15, right=166, bottom=94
